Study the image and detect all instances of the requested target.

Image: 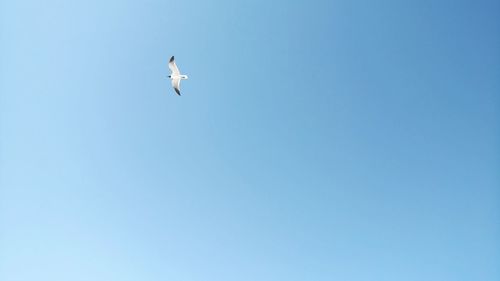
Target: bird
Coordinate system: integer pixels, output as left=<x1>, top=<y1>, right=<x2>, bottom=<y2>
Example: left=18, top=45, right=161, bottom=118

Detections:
left=168, top=56, right=188, bottom=96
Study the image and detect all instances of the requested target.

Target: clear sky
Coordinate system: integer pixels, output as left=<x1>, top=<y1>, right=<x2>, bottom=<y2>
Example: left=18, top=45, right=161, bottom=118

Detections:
left=1, top=0, right=499, bottom=280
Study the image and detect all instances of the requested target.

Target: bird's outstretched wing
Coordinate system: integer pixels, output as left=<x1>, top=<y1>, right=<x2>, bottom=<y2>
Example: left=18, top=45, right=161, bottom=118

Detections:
left=171, top=78, right=181, bottom=95
left=168, top=56, right=180, bottom=75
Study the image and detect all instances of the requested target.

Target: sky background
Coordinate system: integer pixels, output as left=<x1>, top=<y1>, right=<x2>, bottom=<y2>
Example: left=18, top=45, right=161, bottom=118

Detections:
left=1, top=0, right=499, bottom=280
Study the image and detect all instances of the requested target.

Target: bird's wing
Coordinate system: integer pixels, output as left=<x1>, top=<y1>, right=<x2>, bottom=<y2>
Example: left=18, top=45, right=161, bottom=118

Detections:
left=168, top=56, right=180, bottom=75
left=171, top=78, right=181, bottom=95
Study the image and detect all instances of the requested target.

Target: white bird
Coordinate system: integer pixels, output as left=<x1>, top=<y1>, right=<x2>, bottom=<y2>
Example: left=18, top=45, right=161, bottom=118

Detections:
left=168, top=56, right=188, bottom=96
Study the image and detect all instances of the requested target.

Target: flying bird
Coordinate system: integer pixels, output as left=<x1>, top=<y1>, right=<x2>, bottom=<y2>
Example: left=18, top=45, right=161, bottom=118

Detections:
left=168, top=56, right=188, bottom=96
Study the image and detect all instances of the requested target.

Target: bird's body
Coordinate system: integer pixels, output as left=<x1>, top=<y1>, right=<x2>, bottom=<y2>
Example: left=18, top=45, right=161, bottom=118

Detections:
left=169, top=74, right=188, bottom=79
left=168, top=56, right=188, bottom=96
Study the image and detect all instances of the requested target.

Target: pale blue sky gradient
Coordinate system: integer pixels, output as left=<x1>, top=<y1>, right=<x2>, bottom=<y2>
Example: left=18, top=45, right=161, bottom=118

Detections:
left=1, top=0, right=499, bottom=280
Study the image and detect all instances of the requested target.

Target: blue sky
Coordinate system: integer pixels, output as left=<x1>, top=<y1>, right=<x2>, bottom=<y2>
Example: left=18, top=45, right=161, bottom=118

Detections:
left=1, top=0, right=499, bottom=280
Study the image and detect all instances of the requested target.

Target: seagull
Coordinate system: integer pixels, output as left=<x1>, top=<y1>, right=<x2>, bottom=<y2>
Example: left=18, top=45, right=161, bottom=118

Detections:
left=168, top=56, right=188, bottom=96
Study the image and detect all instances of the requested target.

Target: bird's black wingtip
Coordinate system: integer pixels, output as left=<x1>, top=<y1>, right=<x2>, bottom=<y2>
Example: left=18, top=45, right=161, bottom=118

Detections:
left=170, top=56, right=175, bottom=62
left=175, top=88, right=181, bottom=96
